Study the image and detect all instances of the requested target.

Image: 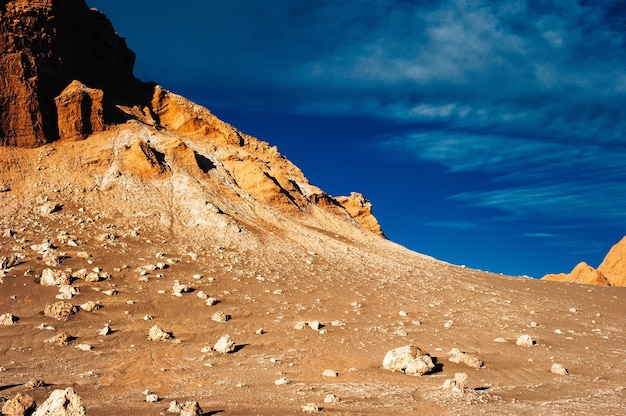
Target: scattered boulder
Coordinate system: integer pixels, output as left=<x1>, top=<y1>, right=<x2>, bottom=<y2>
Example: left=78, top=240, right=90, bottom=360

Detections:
left=274, top=377, right=290, bottom=386
left=2, top=393, right=36, bottom=416
left=32, top=387, right=86, bottom=416
left=56, top=285, right=79, bottom=300
left=551, top=363, right=569, bottom=375
left=324, top=394, right=340, bottom=404
left=302, top=403, right=321, bottom=413
left=516, top=334, right=535, bottom=347
left=43, top=250, right=62, bottom=267
left=213, top=334, right=236, bottom=354
left=322, top=369, right=338, bottom=377
left=180, top=401, right=202, bottom=416
left=211, top=311, right=230, bottom=323
left=442, top=372, right=469, bottom=392
left=0, top=313, right=17, bottom=326
left=45, top=332, right=73, bottom=346
left=98, top=323, right=112, bottom=336
left=168, top=400, right=201, bottom=415
left=172, top=280, right=192, bottom=296
left=0, top=254, right=20, bottom=270
left=382, top=345, right=435, bottom=376
left=148, top=325, right=171, bottom=341
left=40, top=269, right=71, bottom=287
left=39, top=203, right=62, bottom=215
left=75, top=344, right=93, bottom=352
left=294, top=320, right=323, bottom=331
left=79, top=301, right=99, bottom=312
left=145, top=393, right=159, bottom=403
left=448, top=348, right=484, bottom=369
left=43, top=302, right=77, bottom=320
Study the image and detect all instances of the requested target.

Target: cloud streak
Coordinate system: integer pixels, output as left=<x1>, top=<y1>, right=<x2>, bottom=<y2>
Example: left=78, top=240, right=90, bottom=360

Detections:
left=381, top=131, right=626, bottom=222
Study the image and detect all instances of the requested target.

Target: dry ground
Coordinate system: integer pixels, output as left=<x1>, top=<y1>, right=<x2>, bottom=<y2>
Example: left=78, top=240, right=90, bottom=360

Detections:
left=0, top=128, right=624, bottom=415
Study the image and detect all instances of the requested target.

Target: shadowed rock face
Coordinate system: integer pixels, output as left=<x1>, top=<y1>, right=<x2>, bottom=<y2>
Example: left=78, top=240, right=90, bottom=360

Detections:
left=0, top=0, right=151, bottom=147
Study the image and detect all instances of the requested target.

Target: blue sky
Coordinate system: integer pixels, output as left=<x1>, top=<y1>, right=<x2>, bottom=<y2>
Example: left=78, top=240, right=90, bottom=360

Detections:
left=88, top=0, right=626, bottom=278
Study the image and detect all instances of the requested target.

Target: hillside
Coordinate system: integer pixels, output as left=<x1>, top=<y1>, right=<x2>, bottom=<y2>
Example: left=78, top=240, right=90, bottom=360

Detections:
left=0, top=1, right=625, bottom=415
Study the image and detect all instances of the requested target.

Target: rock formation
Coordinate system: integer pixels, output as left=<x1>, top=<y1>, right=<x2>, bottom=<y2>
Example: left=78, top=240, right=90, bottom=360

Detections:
left=542, top=236, right=626, bottom=286
left=596, top=236, right=626, bottom=286
left=54, top=80, right=105, bottom=141
left=0, top=0, right=385, bottom=236
left=0, top=0, right=151, bottom=147
left=336, top=192, right=385, bottom=236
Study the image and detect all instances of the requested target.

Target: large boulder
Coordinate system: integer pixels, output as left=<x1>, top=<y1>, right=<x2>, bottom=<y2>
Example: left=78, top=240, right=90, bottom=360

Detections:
left=33, top=387, right=86, bottom=416
left=382, top=345, right=435, bottom=376
left=2, top=393, right=36, bottom=416
left=54, top=80, right=105, bottom=141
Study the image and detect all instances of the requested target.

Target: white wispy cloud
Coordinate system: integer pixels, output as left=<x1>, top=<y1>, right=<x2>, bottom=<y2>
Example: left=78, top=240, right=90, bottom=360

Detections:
left=381, top=131, right=626, bottom=222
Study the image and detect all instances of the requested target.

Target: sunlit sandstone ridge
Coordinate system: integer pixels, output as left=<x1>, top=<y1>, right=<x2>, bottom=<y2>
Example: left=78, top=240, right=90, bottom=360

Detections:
left=0, top=0, right=383, bottom=235
left=542, top=236, right=626, bottom=286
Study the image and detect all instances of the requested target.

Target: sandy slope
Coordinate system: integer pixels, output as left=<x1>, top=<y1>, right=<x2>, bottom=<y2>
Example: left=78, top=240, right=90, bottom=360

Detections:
left=0, top=125, right=624, bottom=416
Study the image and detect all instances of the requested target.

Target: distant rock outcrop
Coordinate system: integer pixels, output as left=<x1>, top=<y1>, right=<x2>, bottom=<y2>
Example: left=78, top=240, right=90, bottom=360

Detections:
left=597, top=236, right=626, bottom=286
left=542, top=236, right=626, bottom=286
left=0, top=0, right=151, bottom=147
left=336, top=192, right=385, bottom=236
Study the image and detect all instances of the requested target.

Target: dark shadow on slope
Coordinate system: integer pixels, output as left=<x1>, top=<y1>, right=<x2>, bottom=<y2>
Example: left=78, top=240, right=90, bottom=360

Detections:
left=194, top=152, right=216, bottom=173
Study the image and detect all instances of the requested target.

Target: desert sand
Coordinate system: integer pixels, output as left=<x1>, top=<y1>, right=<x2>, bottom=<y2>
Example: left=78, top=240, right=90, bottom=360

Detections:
left=1, top=1, right=624, bottom=415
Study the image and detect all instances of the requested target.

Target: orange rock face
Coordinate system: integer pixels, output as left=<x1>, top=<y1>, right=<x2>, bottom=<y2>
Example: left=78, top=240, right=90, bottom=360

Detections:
left=55, top=81, right=105, bottom=141
left=542, top=236, right=626, bottom=286
left=0, top=0, right=148, bottom=147
left=597, top=236, right=626, bottom=286
left=336, top=192, right=385, bottom=236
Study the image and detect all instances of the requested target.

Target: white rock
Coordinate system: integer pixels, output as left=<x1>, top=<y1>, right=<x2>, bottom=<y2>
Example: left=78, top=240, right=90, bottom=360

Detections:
left=205, top=297, right=218, bottom=306
left=98, top=324, right=112, bottom=336
left=308, top=320, right=322, bottom=331
left=0, top=313, right=16, bottom=326
left=255, top=328, right=265, bottom=335
left=274, top=377, right=290, bottom=386
left=40, top=269, right=70, bottom=287
left=323, top=394, right=340, bottom=404
left=79, top=301, right=99, bottom=312
left=448, top=348, right=484, bottom=368
left=172, top=280, right=191, bottom=296
left=168, top=400, right=183, bottom=413
left=551, top=363, right=569, bottom=375
left=443, top=372, right=468, bottom=392
left=294, top=321, right=307, bottom=330
left=302, top=403, right=320, bottom=413
left=148, top=325, right=171, bottom=341
left=211, top=311, right=229, bottom=322
left=75, top=344, right=93, bottom=351
left=516, top=334, right=535, bottom=347
left=192, top=274, right=203, bottom=280
left=56, top=285, right=79, bottom=300
left=196, top=291, right=209, bottom=300
left=322, top=369, right=338, bottom=377
left=494, top=337, right=507, bottom=343
left=33, top=387, right=85, bottom=416
left=382, top=345, right=435, bottom=376
left=213, top=334, right=236, bottom=354
left=399, top=310, right=409, bottom=317
left=145, top=394, right=159, bottom=403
